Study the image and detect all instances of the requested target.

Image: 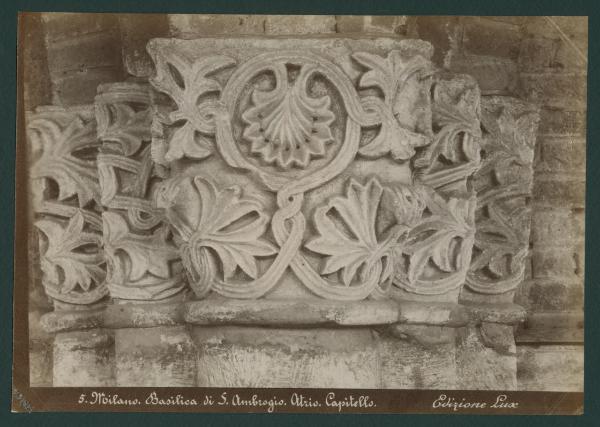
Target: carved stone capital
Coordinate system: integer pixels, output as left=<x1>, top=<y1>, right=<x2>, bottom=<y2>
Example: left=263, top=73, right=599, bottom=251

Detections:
left=145, top=37, right=483, bottom=303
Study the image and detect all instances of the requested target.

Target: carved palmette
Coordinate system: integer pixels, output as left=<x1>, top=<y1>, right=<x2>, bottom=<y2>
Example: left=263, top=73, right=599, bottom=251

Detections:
left=465, top=97, right=539, bottom=297
left=147, top=38, right=482, bottom=301
left=95, top=83, right=185, bottom=301
left=28, top=107, right=108, bottom=306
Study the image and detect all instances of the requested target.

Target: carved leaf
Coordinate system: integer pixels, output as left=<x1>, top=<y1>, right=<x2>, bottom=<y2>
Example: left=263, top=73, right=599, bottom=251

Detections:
left=35, top=211, right=104, bottom=294
left=402, top=189, right=474, bottom=283
left=165, top=121, right=213, bottom=162
left=29, top=114, right=100, bottom=207
left=424, top=78, right=482, bottom=165
left=157, top=176, right=277, bottom=280
left=353, top=51, right=431, bottom=102
left=306, top=178, right=401, bottom=286
left=150, top=51, right=236, bottom=162
left=471, top=204, right=527, bottom=277
left=358, top=107, right=430, bottom=161
left=102, top=212, right=179, bottom=282
left=96, top=103, right=151, bottom=157
left=242, top=66, right=335, bottom=169
left=352, top=51, right=431, bottom=161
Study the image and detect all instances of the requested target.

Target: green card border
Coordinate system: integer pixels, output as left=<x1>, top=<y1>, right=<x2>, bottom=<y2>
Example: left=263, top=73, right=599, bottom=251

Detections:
left=2, top=0, right=598, bottom=425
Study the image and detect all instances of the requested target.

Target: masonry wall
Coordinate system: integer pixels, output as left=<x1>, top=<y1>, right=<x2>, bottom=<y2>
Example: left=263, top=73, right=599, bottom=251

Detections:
left=22, top=13, right=587, bottom=390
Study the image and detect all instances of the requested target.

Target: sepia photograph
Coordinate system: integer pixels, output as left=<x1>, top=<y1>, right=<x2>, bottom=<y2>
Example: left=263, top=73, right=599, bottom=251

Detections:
left=13, top=12, right=587, bottom=414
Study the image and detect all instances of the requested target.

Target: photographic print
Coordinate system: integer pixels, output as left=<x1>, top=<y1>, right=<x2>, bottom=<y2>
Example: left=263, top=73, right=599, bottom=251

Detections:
left=13, top=13, right=586, bottom=414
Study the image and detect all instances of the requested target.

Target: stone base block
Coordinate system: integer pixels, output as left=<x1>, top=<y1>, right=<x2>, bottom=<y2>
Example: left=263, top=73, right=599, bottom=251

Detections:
left=456, top=325, right=517, bottom=390
left=53, top=329, right=115, bottom=386
left=114, top=326, right=196, bottom=386
left=191, top=326, right=380, bottom=388
left=517, top=344, right=583, bottom=391
left=378, top=325, right=458, bottom=389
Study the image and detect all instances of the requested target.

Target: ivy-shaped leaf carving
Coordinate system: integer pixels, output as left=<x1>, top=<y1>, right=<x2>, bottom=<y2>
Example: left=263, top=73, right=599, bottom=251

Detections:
left=305, top=178, right=402, bottom=287
left=400, top=188, right=475, bottom=284
left=242, top=65, right=335, bottom=169
left=150, top=50, right=236, bottom=162
left=415, top=76, right=482, bottom=171
left=352, top=51, right=431, bottom=161
left=353, top=51, right=431, bottom=106
left=477, top=106, right=537, bottom=188
left=102, top=211, right=179, bottom=283
left=470, top=203, right=528, bottom=279
left=96, top=103, right=151, bottom=157
left=35, top=211, right=105, bottom=295
left=28, top=112, right=100, bottom=207
left=156, top=176, right=277, bottom=282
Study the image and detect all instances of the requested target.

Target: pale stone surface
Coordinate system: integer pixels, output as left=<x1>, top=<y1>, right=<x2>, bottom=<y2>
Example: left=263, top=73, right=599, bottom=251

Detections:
left=456, top=325, right=517, bottom=390
left=53, top=330, right=115, bottom=386
left=114, top=326, right=195, bottom=386
left=185, top=298, right=400, bottom=326
left=378, top=330, right=458, bottom=389
left=517, top=344, right=584, bottom=391
left=191, top=326, right=379, bottom=388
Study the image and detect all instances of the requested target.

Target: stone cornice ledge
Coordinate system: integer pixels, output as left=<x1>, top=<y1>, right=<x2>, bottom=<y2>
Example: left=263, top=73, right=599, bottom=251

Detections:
left=40, top=299, right=527, bottom=333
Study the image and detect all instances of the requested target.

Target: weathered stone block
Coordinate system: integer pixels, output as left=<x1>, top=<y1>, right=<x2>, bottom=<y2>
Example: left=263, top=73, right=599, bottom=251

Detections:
left=523, top=279, right=584, bottom=311
left=378, top=326, right=458, bottom=389
left=169, top=14, right=265, bottom=36
left=462, top=17, right=522, bottom=60
left=364, top=16, right=409, bottom=35
left=42, top=12, right=119, bottom=42
left=456, top=325, right=517, bottom=390
left=264, top=15, right=336, bottom=34
left=538, top=108, right=587, bottom=136
left=447, top=53, right=518, bottom=94
left=553, top=38, right=588, bottom=69
left=118, top=14, right=170, bottom=77
left=53, top=329, right=115, bottom=386
left=531, top=248, right=578, bottom=280
left=415, top=16, right=461, bottom=66
left=536, top=136, right=586, bottom=174
left=518, top=72, right=587, bottom=109
left=524, top=16, right=588, bottom=39
left=531, top=207, right=579, bottom=246
left=516, top=311, right=584, bottom=343
left=335, top=15, right=365, bottom=33
left=21, top=14, right=52, bottom=110
left=46, top=32, right=122, bottom=74
left=114, top=326, right=196, bottom=386
left=517, top=344, right=583, bottom=391
left=532, top=178, right=586, bottom=208
left=52, top=67, right=124, bottom=106
left=518, top=37, right=558, bottom=71
left=191, top=326, right=379, bottom=388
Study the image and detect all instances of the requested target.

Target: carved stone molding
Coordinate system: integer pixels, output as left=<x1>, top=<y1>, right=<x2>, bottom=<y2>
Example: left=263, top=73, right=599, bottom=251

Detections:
left=28, top=106, right=108, bottom=307
left=95, top=82, right=186, bottom=301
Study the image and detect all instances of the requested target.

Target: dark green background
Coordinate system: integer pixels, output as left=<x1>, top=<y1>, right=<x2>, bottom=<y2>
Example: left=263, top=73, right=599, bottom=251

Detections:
left=2, top=0, right=598, bottom=425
